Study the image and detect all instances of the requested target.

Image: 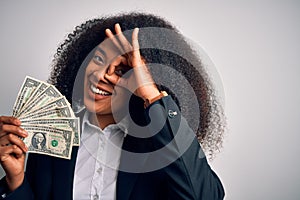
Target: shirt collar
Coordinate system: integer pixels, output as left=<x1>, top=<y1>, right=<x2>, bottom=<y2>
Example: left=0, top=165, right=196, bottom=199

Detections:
left=116, top=115, right=129, bottom=137
left=81, top=109, right=129, bottom=137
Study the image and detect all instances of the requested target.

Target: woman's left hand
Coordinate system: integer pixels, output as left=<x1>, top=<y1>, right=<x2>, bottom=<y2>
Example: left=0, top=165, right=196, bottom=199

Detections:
left=104, top=23, right=160, bottom=102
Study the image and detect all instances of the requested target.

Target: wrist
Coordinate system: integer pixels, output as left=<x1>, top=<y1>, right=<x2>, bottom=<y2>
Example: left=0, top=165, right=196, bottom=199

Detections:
left=144, top=91, right=168, bottom=108
left=137, top=84, right=160, bottom=101
left=6, top=172, right=24, bottom=191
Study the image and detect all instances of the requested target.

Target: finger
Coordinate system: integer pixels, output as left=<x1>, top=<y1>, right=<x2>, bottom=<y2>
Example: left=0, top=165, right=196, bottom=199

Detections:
left=114, top=23, right=133, bottom=54
left=0, top=134, right=28, bottom=153
left=105, top=28, right=124, bottom=55
left=107, top=56, right=128, bottom=75
left=105, top=71, right=131, bottom=89
left=0, top=124, right=28, bottom=138
left=106, top=69, right=147, bottom=94
left=132, top=28, right=141, bottom=61
left=0, top=116, right=21, bottom=126
left=104, top=73, right=120, bottom=86
left=0, top=145, right=24, bottom=162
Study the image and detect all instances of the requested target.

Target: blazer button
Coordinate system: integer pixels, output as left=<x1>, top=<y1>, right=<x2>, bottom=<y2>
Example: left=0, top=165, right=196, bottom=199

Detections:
left=168, top=110, right=178, bottom=118
left=93, top=194, right=99, bottom=200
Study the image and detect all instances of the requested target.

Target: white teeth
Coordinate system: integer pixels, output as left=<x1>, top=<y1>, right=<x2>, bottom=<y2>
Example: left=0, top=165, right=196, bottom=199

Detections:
left=90, top=84, right=111, bottom=96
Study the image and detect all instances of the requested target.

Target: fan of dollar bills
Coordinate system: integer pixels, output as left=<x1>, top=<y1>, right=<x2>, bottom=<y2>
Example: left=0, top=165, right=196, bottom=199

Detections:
left=12, top=76, right=80, bottom=159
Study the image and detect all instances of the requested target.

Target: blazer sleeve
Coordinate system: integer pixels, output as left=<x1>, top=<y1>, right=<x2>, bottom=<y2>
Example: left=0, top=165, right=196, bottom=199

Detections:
left=0, top=176, right=34, bottom=200
left=0, top=152, right=49, bottom=200
left=145, top=96, right=225, bottom=200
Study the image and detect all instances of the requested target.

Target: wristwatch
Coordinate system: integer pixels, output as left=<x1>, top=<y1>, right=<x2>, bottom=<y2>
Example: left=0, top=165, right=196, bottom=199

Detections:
left=144, top=91, right=168, bottom=108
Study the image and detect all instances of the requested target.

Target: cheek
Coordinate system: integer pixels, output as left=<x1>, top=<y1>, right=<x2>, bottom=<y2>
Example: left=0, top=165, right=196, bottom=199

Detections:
left=111, top=88, right=131, bottom=110
left=83, top=64, right=94, bottom=94
left=84, top=74, right=88, bottom=91
left=83, top=77, right=89, bottom=101
left=83, top=72, right=92, bottom=108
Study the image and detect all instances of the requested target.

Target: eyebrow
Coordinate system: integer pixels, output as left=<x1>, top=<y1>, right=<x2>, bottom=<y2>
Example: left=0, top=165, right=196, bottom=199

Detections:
left=95, top=47, right=106, bottom=57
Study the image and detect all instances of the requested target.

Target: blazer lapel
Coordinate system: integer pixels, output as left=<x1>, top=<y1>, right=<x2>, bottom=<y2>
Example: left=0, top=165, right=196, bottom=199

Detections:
left=116, top=134, right=151, bottom=200
left=50, top=109, right=84, bottom=199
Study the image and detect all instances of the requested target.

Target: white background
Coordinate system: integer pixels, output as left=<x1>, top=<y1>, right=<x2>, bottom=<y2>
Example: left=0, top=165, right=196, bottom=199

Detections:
left=1, top=0, right=300, bottom=199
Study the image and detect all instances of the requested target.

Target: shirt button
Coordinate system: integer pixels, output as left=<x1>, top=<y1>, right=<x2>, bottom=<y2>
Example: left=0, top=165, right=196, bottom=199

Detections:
left=100, top=143, right=104, bottom=150
left=93, top=194, right=99, bottom=200
left=97, top=167, right=102, bottom=173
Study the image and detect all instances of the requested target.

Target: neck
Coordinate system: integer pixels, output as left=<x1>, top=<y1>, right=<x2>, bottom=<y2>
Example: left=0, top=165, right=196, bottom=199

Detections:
left=90, top=113, right=116, bottom=130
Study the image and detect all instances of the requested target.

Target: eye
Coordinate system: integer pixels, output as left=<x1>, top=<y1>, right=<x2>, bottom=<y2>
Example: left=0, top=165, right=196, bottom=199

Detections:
left=93, top=55, right=105, bottom=65
left=114, top=69, right=126, bottom=77
left=114, top=65, right=131, bottom=77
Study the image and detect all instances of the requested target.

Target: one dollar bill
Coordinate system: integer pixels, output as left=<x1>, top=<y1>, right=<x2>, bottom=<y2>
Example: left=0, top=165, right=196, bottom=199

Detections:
left=21, top=118, right=80, bottom=146
left=21, top=124, right=74, bottom=159
left=13, top=76, right=80, bottom=159
left=12, top=76, right=42, bottom=117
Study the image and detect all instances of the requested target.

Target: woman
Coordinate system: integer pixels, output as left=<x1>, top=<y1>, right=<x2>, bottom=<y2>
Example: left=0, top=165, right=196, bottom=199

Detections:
left=0, top=12, right=226, bottom=199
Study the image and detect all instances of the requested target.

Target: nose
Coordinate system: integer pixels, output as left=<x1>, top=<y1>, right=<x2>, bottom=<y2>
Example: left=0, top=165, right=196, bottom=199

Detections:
left=92, top=67, right=110, bottom=84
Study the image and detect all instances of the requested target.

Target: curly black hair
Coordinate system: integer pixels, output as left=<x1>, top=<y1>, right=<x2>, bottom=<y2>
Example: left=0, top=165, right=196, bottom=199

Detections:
left=48, top=12, right=226, bottom=159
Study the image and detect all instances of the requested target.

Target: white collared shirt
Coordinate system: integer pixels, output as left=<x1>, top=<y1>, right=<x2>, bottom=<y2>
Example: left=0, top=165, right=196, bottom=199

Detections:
left=73, top=111, right=126, bottom=200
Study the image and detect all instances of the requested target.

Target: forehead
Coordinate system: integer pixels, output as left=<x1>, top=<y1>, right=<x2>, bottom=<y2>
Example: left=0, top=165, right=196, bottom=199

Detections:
left=96, top=37, right=121, bottom=59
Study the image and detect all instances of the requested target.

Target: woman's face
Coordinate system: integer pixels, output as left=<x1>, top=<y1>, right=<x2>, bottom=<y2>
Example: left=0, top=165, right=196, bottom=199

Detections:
left=83, top=38, right=130, bottom=117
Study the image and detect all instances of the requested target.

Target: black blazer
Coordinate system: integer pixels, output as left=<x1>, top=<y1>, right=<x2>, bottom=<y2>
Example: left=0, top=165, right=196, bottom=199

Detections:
left=0, top=96, right=224, bottom=199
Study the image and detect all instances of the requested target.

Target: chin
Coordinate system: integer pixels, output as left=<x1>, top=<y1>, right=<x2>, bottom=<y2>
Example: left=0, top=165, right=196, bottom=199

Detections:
left=84, top=99, right=110, bottom=114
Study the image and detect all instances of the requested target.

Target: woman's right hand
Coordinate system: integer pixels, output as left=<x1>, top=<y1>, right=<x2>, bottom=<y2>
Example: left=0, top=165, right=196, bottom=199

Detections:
left=0, top=116, right=28, bottom=191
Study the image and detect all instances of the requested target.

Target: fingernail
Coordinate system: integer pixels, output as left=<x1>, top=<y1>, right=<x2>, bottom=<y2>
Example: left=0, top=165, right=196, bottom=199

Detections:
left=15, top=119, right=21, bottom=125
left=116, top=23, right=120, bottom=28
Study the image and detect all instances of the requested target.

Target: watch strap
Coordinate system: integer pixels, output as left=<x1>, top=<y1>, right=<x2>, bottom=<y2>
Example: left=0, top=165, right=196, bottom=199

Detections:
left=144, top=91, right=168, bottom=108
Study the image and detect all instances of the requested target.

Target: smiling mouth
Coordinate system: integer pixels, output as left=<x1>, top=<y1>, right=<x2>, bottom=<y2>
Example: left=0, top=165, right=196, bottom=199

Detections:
left=90, top=84, right=112, bottom=96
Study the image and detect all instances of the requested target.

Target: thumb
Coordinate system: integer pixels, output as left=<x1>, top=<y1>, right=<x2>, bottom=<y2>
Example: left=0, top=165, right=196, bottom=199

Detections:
left=104, top=73, right=128, bottom=90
